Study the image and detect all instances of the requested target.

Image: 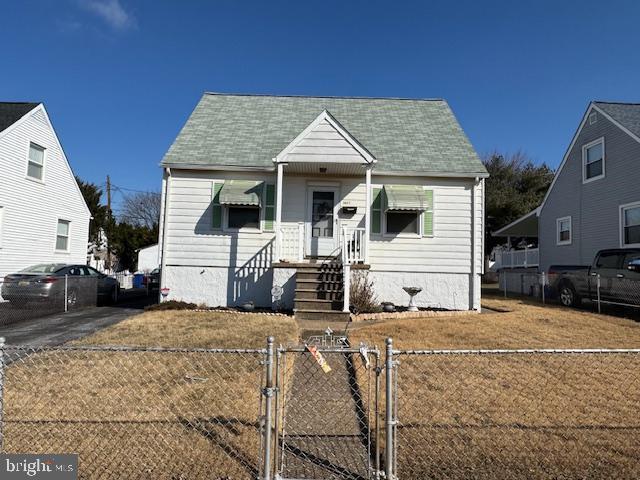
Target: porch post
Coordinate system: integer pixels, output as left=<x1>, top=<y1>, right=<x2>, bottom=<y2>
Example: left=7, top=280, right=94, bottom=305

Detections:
left=364, top=165, right=372, bottom=264
left=275, top=162, right=284, bottom=261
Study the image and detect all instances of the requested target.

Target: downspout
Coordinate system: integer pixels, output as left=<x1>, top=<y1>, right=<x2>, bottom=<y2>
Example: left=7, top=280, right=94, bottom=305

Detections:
left=470, top=177, right=479, bottom=310
left=159, top=167, right=172, bottom=302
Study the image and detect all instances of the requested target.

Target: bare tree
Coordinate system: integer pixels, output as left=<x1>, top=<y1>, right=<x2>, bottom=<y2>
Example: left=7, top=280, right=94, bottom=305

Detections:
left=119, top=191, right=161, bottom=229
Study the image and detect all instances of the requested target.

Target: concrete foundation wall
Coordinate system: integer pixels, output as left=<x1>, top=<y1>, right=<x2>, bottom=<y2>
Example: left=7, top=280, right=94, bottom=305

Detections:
left=366, top=270, right=478, bottom=311
left=164, top=265, right=479, bottom=311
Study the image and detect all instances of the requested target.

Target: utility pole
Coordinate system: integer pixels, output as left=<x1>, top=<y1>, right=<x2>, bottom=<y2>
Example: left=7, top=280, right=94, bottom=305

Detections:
left=106, top=175, right=112, bottom=272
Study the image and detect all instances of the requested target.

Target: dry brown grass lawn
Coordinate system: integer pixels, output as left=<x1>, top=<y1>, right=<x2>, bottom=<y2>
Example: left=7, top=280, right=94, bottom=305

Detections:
left=350, top=293, right=640, bottom=349
left=351, top=295, right=640, bottom=479
left=4, top=310, right=298, bottom=479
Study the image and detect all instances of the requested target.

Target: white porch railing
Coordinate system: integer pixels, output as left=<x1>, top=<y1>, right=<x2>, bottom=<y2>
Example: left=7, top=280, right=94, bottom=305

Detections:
left=341, top=226, right=366, bottom=265
left=495, top=248, right=539, bottom=269
left=278, top=223, right=305, bottom=262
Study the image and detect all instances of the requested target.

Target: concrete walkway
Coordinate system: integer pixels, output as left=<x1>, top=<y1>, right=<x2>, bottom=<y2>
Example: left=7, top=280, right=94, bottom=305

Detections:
left=280, top=316, right=374, bottom=479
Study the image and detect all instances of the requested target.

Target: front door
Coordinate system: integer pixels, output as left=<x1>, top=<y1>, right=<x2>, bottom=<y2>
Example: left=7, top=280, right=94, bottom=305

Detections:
left=307, top=188, right=338, bottom=257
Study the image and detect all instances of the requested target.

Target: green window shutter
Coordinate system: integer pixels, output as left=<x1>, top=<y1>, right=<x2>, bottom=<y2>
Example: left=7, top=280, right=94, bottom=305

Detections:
left=423, top=189, right=434, bottom=236
left=264, top=183, right=276, bottom=231
left=212, top=182, right=223, bottom=229
left=371, top=187, right=382, bottom=234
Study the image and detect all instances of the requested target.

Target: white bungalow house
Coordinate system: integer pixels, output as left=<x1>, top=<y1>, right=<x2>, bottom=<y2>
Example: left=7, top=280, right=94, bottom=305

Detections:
left=0, top=102, right=90, bottom=281
left=158, top=93, right=487, bottom=318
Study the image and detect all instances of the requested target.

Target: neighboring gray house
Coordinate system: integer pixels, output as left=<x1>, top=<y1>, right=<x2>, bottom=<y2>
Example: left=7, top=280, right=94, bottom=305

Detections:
left=158, top=93, right=487, bottom=317
left=494, top=101, right=640, bottom=273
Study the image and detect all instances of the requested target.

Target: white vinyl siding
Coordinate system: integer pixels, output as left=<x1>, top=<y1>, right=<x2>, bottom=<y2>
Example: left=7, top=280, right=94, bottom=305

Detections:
left=556, top=216, right=572, bottom=245
left=163, top=171, right=481, bottom=275
left=27, top=142, right=45, bottom=180
left=620, top=202, right=640, bottom=247
left=0, top=206, right=3, bottom=248
left=582, top=137, right=605, bottom=183
left=56, top=219, right=70, bottom=251
left=0, top=106, right=90, bottom=279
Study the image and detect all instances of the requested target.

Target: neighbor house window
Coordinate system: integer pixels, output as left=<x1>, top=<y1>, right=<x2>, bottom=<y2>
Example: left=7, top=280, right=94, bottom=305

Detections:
left=56, top=219, right=70, bottom=251
left=27, top=142, right=45, bottom=180
left=556, top=216, right=572, bottom=245
left=385, top=211, right=419, bottom=235
left=621, top=202, right=640, bottom=247
left=582, top=138, right=604, bottom=182
left=227, top=207, right=260, bottom=229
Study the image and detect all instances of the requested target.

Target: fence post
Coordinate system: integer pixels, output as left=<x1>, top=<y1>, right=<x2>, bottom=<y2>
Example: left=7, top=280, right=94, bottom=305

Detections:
left=64, top=274, right=68, bottom=313
left=503, top=272, right=507, bottom=298
left=0, top=336, right=5, bottom=452
left=262, top=336, right=275, bottom=480
left=385, top=338, right=395, bottom=480
left=541, top=272, right=546, bottom=304
left=596, top=274, right=602, bottom=314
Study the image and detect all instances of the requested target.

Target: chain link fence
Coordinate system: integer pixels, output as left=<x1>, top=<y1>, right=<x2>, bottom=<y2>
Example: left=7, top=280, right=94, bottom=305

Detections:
left=1, top=336, right=640, bottom=479
left=498, top=269, right=640, bottom=313
left=0, top=341, right=269, bottom=479
left=0, top=277, right=99, bottom=326
left=388, top=347, right=640, bottom=480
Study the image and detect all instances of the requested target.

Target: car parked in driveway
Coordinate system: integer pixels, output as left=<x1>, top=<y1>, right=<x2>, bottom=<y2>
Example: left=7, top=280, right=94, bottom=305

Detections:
left=1, top=264, right=120, bottom=308
left=548, top=249, right=640, bottom=308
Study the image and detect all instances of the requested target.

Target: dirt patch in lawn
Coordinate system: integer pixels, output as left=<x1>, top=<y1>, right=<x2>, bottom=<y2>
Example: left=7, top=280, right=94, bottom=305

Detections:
left=350, top=295, right=640, bottom=479
left=3, top=311, right=298, bottom=479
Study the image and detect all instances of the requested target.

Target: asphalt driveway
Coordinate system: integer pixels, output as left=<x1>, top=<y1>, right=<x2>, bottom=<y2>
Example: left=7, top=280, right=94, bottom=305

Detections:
left=0, top=291, right=156, bottom=346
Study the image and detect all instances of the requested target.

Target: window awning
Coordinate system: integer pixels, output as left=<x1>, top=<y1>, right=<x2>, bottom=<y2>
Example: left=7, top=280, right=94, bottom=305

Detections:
left=384, top=185, right=427, bottom=211
left=219, top=180, right=263, bottom=206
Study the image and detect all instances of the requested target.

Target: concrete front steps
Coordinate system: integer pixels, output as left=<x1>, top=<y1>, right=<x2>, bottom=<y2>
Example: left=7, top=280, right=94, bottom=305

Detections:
left=294, top=262, right=351, bottom=322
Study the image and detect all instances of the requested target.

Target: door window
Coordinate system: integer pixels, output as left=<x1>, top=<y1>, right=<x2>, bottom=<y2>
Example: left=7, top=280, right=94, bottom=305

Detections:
left=311, top=191, right=334, bottom=238
left=595, top=252, right=623, bottom=269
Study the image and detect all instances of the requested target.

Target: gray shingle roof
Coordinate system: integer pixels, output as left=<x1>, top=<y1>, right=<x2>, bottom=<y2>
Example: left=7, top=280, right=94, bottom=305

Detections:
left=594, top=102, right=640, bottom=139
left=0, top=102, right=39, bottom=133
left=162, top=93, right=486, bottom=175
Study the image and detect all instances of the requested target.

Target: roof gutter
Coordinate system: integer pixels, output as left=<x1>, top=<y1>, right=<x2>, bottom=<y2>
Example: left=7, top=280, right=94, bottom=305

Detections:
left=160, top=163, right=489, bottom=178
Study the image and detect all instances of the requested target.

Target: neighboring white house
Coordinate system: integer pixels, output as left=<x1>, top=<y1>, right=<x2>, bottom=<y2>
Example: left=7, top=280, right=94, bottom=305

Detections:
left=158, top=93, right=487, bottom=317
left=0, top=102, right=90, bottom=280
left=137, top=244, right=159, bottom=273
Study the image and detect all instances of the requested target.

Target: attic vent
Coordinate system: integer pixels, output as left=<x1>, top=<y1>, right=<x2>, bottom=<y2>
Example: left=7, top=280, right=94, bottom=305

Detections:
left=589, top=112, right=598, bottom=125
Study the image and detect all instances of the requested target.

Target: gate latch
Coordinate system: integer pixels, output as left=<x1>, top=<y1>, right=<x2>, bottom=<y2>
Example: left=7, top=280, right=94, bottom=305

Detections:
left=359, top=343, right=370, bottom=369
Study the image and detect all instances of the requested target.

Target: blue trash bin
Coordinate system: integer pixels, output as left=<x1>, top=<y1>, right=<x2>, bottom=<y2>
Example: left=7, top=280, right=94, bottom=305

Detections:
left=133, top=273, right=145, bottom=289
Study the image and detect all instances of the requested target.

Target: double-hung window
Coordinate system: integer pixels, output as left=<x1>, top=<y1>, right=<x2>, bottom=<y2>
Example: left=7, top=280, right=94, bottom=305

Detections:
left=56, top=219, right=70, bottom=251
left=556, top=216, right=572, bottom=245
left=582, top=138, right=604, bottom=183
left=27, top=143, right=45, bottom=181
left=621, top=202, right=640, bottom=247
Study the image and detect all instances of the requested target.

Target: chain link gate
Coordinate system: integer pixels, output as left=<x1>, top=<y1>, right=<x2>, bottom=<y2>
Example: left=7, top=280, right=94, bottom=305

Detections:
left=272, top=330, right=381, bottom=480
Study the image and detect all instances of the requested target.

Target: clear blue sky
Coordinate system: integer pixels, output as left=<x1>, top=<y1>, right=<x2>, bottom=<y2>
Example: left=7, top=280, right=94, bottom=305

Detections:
left=3, top=0, right=639, bottom=208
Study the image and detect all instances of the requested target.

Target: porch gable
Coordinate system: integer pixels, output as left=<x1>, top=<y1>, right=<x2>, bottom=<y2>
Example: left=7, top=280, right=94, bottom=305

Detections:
left=275, top=110, right=376, bottom=165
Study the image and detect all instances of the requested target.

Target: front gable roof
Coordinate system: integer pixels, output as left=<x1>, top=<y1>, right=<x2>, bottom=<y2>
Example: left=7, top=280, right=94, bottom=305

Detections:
left=540, top=101, right=640, bottom=212
left=275, top=109, right=375, bottom=164
left=162, top=93, right=486, bottom=176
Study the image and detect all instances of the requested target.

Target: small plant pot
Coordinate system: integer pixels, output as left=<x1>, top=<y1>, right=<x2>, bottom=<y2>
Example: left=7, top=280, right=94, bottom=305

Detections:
left=381, top=302, right=395, bottom=312
left=240, top=301, right=255, bottom=312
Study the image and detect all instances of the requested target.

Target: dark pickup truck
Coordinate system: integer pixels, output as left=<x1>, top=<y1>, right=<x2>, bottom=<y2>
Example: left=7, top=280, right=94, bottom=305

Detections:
left=548, top=249, right=640, bottom=308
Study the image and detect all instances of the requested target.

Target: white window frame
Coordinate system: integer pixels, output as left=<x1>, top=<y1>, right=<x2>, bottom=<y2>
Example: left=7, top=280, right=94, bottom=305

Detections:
left=26, top=142, right=46, bottom=183
left=620, top=201, right=640, bottom=248
left=556, top=216, right=572, bottom=246
left=582, top=137, right=605, bottom=184
left=55, top=219, right=71, bottom=253
left=383, top=210, right=422, bottom=238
